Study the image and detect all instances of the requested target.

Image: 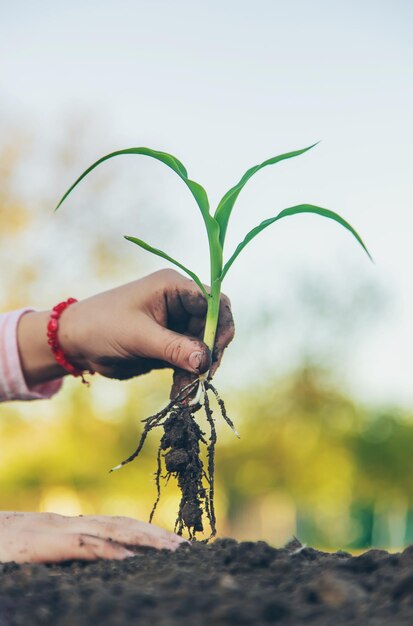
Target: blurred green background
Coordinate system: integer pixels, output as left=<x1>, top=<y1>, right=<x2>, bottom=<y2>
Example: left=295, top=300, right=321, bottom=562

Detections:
left=1, top=0, right=413, bottom=551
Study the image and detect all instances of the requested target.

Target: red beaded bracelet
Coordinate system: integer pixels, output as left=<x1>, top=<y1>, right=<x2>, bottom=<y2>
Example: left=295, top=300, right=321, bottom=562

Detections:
left=47, top=298, right=93, bottom=385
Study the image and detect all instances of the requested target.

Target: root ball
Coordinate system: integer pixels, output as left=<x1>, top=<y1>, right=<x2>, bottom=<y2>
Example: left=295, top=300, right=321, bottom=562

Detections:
left=182, top=502, right=203, bottom=532
left=165, top=449, right=189, bottom=473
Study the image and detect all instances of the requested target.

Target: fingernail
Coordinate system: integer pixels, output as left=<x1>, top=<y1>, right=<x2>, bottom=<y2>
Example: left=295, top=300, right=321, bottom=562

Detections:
left=188, top=351, right=203, bottom=372
left=121, top=549, right=135, bottom=559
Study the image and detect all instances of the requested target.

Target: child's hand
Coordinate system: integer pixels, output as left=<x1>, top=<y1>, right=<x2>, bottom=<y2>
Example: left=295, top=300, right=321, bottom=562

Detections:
left=0, top=512, right=187, bottom=563
left=18, top=269, right=235, bottom=389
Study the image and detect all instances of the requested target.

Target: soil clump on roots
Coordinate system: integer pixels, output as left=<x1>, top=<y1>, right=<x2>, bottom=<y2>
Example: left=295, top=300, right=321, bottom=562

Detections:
left=2, top=538, right=413, bottom=625
left=111, top=379, right=237, bottom=538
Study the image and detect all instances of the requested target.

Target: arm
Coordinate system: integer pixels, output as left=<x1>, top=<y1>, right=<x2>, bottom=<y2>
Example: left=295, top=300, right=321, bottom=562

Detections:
left=0, top=309, right=63, bottom=401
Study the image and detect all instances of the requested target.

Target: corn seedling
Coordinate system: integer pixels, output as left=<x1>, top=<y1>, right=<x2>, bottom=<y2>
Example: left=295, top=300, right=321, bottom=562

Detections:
left=56, top=144, right=371, bottom=538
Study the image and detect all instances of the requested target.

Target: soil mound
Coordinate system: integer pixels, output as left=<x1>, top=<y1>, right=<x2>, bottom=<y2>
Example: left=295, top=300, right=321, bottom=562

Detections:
left=1, top=538, right=412, bottom=625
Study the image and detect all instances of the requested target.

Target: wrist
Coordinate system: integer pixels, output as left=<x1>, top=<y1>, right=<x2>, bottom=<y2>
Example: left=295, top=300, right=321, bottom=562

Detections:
left=56, top=300, right=89, bottom=371
left=17, top=302, right=90, bottom=387
left=17, top=311, right=67, bottom=387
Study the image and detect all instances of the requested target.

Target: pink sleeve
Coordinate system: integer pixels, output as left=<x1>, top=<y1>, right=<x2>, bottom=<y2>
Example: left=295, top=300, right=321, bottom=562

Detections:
left=0, top=309, right=63, bottom=402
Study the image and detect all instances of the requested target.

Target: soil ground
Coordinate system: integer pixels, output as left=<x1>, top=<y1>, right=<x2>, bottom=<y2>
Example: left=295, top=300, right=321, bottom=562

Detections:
left=1, top=538, right=413, bottom=625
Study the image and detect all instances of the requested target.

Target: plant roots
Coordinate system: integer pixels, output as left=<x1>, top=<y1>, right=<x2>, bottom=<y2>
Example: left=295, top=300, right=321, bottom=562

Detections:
left=110, top=379, right=237, bottom=540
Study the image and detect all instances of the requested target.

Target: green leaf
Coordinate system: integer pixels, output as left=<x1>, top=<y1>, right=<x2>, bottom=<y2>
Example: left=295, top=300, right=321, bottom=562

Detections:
left=124, top=235, right=209, bottom=299
left=215, top=143, right=318, bottom=246
left=221, top=204, right=372, bottom=279
left=55, top=147, right=216, bottom=234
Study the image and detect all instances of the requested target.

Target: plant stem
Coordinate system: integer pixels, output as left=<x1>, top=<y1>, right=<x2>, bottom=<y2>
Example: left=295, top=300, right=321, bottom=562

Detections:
left=200, top=280, right=222, bottom=382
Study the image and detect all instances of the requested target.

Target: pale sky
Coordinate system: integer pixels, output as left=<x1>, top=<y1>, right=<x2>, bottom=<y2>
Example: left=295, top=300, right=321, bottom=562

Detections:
left=1, top=0, right=413, bottom=406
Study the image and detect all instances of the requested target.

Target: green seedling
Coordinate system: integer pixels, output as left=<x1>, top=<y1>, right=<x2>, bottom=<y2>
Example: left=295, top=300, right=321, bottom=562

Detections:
left=56, top=144, right=371, bottom=538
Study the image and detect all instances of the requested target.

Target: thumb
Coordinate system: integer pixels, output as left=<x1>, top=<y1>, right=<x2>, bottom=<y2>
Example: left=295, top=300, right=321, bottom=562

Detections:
left=151, top=324, right=211, bottom=374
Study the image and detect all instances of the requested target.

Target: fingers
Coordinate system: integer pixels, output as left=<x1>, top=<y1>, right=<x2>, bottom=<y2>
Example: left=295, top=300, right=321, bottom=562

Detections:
left=159, top=273, right=235, bottom=394
left=0, top=512, right=189, bottom=564
left=63, top=515, right=187, bottom=551
left=92, top=355, right=169, bottom=380
left=161, top=271, right=234, bottom=376
left=169, top=297, right=234, bottom=394
left=25, top=512, right=186, bottom=550
left=163, top=271, right=208, bottom=324
left=146, top=318, right=211, bottom=375
left=168, top=291, right=235, bottom=382
left=50, top=533, right=134, bottom=562
left=0, top=512, right=188, bottom=563
left=0, top=529, right=134, bottom=564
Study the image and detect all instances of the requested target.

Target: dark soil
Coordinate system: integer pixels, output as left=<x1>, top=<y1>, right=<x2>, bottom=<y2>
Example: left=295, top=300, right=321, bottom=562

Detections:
left=2, top=538, right=413, bottom=625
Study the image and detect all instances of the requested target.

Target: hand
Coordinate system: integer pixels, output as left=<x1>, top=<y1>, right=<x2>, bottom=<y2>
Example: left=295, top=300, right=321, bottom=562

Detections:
left=18, top=269, right=235, bottom=391
left=0, top=512, right=187, bottom=564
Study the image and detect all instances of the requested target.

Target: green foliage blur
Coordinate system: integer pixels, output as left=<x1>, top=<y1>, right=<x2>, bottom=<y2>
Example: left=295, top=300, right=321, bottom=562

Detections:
left=1, top=123, right=410, bottom=551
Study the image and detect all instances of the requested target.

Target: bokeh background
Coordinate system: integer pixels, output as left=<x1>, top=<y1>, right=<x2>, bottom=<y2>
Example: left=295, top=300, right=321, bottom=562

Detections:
left=1, top=0, right=413, bottom=550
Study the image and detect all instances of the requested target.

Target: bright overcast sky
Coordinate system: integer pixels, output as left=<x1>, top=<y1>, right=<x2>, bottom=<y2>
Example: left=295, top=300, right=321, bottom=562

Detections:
left=1, top=0, right=413, bottom=406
